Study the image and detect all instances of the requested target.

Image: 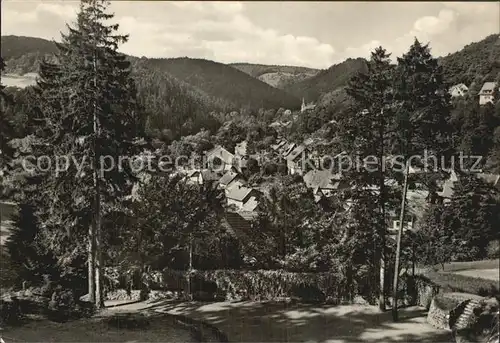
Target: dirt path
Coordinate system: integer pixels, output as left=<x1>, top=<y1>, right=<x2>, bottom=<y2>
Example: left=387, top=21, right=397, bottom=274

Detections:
left=112, top=300, right=452, bottom=342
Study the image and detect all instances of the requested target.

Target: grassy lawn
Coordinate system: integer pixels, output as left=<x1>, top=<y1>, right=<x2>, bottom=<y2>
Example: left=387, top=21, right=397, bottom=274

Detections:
left=430, top=259, right=499, bottom=272
left=452, top=268, right=499, bottom=281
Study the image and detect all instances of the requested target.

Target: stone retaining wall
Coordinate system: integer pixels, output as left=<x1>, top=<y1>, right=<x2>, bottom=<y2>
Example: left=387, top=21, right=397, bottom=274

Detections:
left=427, top=297, right=452, bottom=330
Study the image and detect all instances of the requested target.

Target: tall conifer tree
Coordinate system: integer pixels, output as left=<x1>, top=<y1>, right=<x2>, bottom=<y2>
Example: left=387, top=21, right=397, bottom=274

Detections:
left=35, top=0, right=145, bottom=307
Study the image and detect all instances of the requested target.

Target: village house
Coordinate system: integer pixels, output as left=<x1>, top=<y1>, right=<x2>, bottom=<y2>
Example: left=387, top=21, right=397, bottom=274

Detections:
left=219, top=170, right=246, bottom=191
left=479, top=82, right=497, bottom=105
left=286, top=144, right=313, bottom=175
left=271, top=139, right=287, bottom=153
left=235, top=140, right=248, bottom=157
left=281, top=142, right=297, bottom=158
left=303, top=170, right=348, bottom=202
left=226, top=186, right=261, bottom=211
left=205, top=145, right=235, bottom=172
left=185, top=169, right=221, bottom=185
left=449, top=83, right=468, bottom=98
left=388, top=189, right=429, bottom=235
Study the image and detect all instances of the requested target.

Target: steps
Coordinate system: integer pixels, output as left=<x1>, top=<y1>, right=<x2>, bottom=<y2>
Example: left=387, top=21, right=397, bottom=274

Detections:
left=453, top=299, right=481, bottom=330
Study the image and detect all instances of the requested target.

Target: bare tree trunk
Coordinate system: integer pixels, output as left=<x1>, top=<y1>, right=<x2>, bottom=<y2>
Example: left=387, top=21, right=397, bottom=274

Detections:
left=91, top=20, right=103, bottom=309
left=94, top=189, right=103, bottom=308
left=88, top=225, right=96, bottom=304
left=392, top=161, right=409, bottom=322
left=378, top=108, right=386, bottom=311
left=187, top=234, right=193, bottom=301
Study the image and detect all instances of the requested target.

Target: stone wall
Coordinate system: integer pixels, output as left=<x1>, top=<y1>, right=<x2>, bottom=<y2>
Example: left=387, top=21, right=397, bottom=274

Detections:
left=427, top=298, right=452, bottom=330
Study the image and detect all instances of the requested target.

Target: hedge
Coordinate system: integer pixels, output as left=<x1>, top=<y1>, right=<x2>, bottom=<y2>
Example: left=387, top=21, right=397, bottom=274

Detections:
left=420, top=272, right=499, bottom=297
left=148, top=269, right=353, bottom=303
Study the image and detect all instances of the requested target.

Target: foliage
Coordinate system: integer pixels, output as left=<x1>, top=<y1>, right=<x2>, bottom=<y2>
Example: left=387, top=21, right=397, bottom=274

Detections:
left=137, top=57, right=300, bottom=111
left=5, top=203, right=60, bottom=285
left=1, top=36, right=57, bottom=61
left=0, top=298, right=22, bottom=326
left=47, top=286, right=76, bottom=322
left=28, top=0, right=148, bottom=306
left=157, top=269, right=350, bottom=303
left=246, top=176, right=320, bottom=269
left=420, top=272, right=499, bottom=297
left=439, top=34, right=500, bottom=86
left=285, top=58, right=367, bottom=102
left=114, top=173, right=228, bottom=277
left=416, top=176, right=500, bottom=265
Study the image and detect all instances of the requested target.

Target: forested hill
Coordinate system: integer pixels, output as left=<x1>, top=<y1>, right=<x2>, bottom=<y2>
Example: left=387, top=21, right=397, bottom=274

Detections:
left=1, top=35, right=300, bottom=111
left=439, top=34, right=500, bottom=86
left=230, top=63, right=319, bottom=89
left=1, top=36, right=57, bottom=60
left=136, top=57, right=301, bottom=110
left=284, top=58, right=368, bottom=102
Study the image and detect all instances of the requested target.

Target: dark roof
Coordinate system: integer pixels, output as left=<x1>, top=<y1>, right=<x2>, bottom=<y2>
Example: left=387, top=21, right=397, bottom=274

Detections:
left=282, top=143, right=297, bottom=157
left=219, top=171, right=240, bottom=186
left=201, top=170, right=220, bottom=181
left=285, top=145, right=306, bottom=162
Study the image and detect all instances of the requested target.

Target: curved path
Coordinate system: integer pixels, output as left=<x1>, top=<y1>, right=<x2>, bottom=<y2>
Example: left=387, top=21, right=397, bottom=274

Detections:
left=113, top=299, right=452, bottom=343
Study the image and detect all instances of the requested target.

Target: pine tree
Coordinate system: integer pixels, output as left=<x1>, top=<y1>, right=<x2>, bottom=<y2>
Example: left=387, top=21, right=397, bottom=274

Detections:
left=34, top=0, right=145, bottom=308
left=340, top=47, right=398, bottom=311
left=391, top=38, right=452, bottom=321
left=5, top=203, right=59, bottom=284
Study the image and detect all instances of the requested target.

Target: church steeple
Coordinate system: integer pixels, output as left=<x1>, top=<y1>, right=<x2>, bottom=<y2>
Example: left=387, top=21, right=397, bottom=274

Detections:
left=301, top=97, right=306, bottom=112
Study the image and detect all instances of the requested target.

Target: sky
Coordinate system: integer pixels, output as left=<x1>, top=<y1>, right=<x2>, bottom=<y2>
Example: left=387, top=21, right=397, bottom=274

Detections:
left=2, top=1, right=499, bottom=69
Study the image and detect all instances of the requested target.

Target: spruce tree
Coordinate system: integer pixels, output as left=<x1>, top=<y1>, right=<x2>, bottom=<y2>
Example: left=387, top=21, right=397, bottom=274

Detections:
left=35, top=0, right=145, bottom=308
left=391, top=38, right=452, bottom=321
left=340, top=47, right=398, bottom=311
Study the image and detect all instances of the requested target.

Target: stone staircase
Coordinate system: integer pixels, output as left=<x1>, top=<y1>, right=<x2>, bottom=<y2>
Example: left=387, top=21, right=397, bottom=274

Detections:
left=453, top=299, right=482, bottom=330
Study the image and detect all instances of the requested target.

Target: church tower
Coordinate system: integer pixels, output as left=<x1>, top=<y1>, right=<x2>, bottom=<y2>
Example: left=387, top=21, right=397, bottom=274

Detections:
left=301, top=97, right=306, bottom=113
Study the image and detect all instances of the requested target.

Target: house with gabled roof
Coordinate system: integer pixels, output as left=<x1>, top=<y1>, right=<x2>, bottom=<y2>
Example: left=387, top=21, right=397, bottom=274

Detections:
left=303, top=170, right=348, bottom=199
left=449, top=83, right=468, bottom=98
left=285, top=144, right=309, bottom=175
left=281, top=143, right=297, bottom=158
left=479, top=82, right=498, bottom=105
left=205, top=145, right=235, bottom=172
left=271, top=139, right=287, bottom=152
left=235, top=140, right=248, bottom=157
left=219, top=170, right=246, bottom=190
left=226, top=186, right=261, bottom=211
left=185, top=169, right=221, bottom=185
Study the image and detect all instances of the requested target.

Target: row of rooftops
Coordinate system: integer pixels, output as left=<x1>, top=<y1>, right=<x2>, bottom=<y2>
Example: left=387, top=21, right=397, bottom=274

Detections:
left=449, top=81, right=498, bottom=99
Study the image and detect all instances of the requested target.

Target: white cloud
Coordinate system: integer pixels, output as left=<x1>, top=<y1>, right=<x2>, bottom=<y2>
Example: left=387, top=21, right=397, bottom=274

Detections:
left=115, top=3, right=336, bottom=68
left=413, top=9, right=455, bottom=35
left=2, top=1, right=497, bottom=69
left=35, top=3, right=78, bottom=20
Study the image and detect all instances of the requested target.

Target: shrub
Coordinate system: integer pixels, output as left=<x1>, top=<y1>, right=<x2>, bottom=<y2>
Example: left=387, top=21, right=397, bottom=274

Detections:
left=157, top=269, right=344, bottom=302
left=423, top=272, right=499, bottom=297
left=47, top=287, right=75, bottom=322
left=487, top=241, right=500, bottom=259
left=0, top=297, right=22, bottom=325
